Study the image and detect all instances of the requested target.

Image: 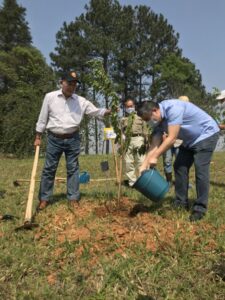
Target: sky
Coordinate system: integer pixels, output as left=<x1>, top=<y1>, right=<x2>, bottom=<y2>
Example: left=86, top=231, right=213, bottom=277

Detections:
left=1, top=0, right=225, bottom=92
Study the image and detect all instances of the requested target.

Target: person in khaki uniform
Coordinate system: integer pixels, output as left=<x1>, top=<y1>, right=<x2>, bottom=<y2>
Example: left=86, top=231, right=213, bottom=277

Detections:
left=121, top=99, right=149, bottom=187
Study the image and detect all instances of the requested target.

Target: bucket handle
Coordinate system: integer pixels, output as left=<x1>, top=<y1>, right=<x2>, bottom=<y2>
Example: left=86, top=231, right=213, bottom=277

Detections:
left=141, top=168, right=155, bottom=176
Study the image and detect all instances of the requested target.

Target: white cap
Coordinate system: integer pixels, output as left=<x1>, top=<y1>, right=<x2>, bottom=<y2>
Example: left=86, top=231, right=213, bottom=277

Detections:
left=216, top=90, right=225, bottom=100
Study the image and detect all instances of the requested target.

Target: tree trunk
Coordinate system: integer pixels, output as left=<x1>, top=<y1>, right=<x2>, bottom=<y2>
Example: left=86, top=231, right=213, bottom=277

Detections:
left=82, top=82, right=89, bottom=154
left=139, top=74, right=142, bottom=103
left=93, top=89, right=99, bottom=154
left=103, top=54, right=110, bottom=154
left=84, top=117, right=89, bottom=155
left=95, top=118, right=98, bottom=154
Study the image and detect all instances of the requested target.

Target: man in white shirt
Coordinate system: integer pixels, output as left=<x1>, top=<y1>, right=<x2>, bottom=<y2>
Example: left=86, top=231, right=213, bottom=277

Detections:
left=34, top=71, right=111, bottom=211
left=215, top=89, right=225, bottom=130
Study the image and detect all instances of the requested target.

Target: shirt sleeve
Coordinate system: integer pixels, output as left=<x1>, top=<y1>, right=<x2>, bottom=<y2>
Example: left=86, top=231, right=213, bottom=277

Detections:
left=84, top=99, right=106, bottom=119
left=166, top=105, right=184, bottom=125
left=36, top=94, right=49, bottom=133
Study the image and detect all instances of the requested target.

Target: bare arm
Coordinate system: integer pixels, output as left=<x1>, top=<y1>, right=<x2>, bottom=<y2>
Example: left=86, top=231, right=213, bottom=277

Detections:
left=140, top=124, right=180, bottom=172
left=139, top=134, right=162, bottom=173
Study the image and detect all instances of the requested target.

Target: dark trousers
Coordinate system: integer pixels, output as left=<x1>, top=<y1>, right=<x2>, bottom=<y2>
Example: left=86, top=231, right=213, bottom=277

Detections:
left=174, top=133, right=219, bottom=213
left=39, top=132, right=80, bottom=201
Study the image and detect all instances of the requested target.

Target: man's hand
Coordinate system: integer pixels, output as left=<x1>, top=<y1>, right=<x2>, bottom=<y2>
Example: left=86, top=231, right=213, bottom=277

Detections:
left=139, top=155, right=158, bottom=175
left=148, top=156, right=158, bottom=167
left=104, top=107, right=120, bottom=116
left=104, top=109, right=112, bottom=116
left=139, top=165, right=147, bottom=175
left=34, top=137, right=41, bottom=147
left=139, top=161, right=149, bottom=175
left=219, top=124, right=225, bottom=130
left=34, top=133, right=41, bottom=147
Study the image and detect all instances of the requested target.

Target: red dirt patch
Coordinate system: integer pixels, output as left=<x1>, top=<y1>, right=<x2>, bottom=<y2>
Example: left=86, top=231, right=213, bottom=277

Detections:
left=58, top=227, right=91, bottom=243
left=36, top=197, right=224, bottom=260
left=47, top=273, right=57, bottom=285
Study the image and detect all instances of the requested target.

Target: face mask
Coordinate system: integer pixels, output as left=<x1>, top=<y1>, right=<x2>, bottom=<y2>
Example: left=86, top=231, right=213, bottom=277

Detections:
left=147, top=120, right=160, bottom=128
left=125, top=107, right=135, bottom=114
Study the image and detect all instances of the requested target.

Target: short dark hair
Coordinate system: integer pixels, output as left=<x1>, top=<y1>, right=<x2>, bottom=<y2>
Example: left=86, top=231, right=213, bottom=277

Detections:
left=137, top=101, right=159, bottom=117
left=124, top=98, right=135, bottom=104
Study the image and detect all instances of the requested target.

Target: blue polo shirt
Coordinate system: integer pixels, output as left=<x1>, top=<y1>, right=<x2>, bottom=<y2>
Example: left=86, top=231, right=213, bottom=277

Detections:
left=158, top=100, right=219, bottom=147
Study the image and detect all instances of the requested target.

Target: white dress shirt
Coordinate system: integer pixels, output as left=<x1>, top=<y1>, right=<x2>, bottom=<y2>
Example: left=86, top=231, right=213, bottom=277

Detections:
left=36, top=89, right=106, bottom=134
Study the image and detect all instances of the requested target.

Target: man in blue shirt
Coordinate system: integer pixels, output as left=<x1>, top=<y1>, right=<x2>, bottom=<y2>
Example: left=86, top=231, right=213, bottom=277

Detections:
left=138, top=100, right=219, bottom=222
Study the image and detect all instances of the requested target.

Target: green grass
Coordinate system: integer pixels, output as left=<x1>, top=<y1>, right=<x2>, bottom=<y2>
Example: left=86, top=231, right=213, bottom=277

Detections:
left=0, top=153, right=224, bottom=300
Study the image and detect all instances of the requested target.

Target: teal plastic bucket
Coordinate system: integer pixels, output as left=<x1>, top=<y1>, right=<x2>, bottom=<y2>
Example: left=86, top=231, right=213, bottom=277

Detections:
left=133, top=169, right=169, bottom=202
left=79, top=172, right=90, bottom=184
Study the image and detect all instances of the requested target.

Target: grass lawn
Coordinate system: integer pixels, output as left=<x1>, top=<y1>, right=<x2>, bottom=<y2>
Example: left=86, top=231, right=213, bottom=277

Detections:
left=0, top=152, right=224, bottom=300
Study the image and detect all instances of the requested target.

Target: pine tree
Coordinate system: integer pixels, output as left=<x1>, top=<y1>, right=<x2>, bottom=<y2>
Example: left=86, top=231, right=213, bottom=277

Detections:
left=151, top=53, right=206, bottom=104
left=0, top=46, right=55, bottom=156
left=0, top=0, right=32, bottom=51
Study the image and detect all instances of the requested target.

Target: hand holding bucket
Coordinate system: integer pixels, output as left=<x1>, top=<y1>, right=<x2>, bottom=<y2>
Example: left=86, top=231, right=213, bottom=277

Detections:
left=133, top=168, right=169, bottom=202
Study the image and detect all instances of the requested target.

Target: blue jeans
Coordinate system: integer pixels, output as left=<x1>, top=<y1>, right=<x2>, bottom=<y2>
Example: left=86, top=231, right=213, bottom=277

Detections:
left=163, top=147, right=179, bottom=174
left=39, top=132, right=80, bottom=202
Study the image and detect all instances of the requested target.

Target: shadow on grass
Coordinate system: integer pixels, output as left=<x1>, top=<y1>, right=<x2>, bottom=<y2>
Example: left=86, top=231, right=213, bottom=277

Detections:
left=129, top=197, right=174, bottom=217
left=129, top=203, right=162, bottom=217
left=129, top=196, right=196, bottom=218
left=49, top=190, right=116, bottom=206
left=210, top=180, right=225, bottom=188
left=212, top=260, right=225, bottom=281
left=49, top=191, right=195, bottom=218
left=48, top=193, right=67, bottom=205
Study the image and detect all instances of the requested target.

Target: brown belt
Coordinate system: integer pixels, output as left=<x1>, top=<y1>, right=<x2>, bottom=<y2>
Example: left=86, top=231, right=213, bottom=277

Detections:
left=48, top=131, right=78, bottom=139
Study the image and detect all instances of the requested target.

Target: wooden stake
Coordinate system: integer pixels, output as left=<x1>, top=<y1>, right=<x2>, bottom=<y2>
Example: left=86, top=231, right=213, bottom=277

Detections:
left=111, top=139, right=119, bottom=182
left=117, top=155, right=123, bottom=206
left=14, top=177, right=117, bottom=185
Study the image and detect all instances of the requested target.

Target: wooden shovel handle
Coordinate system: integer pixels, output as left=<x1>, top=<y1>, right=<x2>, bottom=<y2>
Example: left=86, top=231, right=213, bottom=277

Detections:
left=24, top=145, right=40, bottom=222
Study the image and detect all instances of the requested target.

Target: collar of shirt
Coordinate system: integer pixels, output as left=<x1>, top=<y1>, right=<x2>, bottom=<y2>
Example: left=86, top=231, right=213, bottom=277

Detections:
left=159, top=103, right=165, bottom=119
left=57, top=89, right=77, bottom=100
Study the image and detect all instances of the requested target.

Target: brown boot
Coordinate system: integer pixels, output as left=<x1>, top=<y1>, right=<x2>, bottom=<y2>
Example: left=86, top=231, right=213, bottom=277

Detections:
left=36, top=200, right=48, bottom=212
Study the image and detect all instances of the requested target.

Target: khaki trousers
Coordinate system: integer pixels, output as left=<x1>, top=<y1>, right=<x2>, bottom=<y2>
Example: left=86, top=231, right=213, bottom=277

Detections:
left=125, top=136, right=145, bottom=186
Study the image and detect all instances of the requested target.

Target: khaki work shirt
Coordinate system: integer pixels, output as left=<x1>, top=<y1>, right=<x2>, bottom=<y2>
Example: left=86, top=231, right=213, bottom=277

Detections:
left=121, top=113, right=149, bottom=136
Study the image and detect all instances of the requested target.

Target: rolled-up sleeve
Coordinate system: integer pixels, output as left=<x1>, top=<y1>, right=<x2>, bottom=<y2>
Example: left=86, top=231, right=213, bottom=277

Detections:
left=36, top=94, right=49, bottom=133
left=84, top=99, right=106, bottom=119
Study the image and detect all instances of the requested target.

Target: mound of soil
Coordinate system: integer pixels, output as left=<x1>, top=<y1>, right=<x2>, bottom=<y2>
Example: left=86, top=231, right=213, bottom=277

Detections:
left=35, top=197, right=224, bottom=260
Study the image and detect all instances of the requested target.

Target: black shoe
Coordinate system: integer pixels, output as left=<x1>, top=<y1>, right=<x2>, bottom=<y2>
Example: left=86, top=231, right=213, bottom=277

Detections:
left=189, top=211, right=205, bottom=222
left=172, top=200, right=189, bottom=211
left=122, top=180, right=131, bottom=187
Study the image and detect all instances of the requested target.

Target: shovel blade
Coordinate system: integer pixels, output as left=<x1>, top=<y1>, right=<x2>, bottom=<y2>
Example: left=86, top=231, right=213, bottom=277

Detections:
left=1, top=214, right=17, bottom=221
left=15, top=221, right=39, bottom=231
